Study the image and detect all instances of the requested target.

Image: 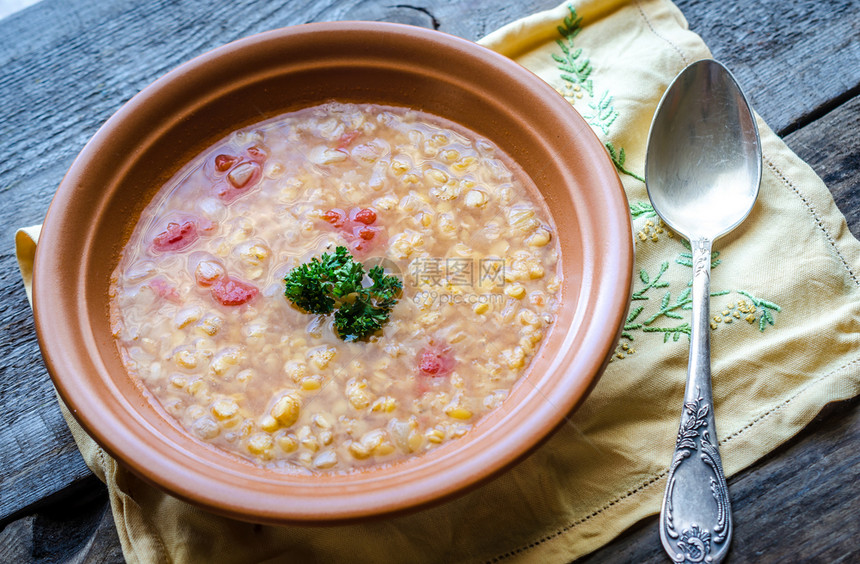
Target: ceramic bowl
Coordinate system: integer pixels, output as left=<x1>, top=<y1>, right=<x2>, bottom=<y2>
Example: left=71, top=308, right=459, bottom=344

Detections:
left=33, top=22, right=632, bottom=523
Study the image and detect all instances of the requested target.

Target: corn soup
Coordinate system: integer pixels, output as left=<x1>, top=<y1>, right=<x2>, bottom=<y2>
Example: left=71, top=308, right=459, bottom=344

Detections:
left=110, top=102, right=561, bottom=473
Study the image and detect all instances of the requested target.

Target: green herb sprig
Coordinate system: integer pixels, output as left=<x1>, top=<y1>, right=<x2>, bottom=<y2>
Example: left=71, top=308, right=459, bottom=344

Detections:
left=283, top=246, right=402, bottom=341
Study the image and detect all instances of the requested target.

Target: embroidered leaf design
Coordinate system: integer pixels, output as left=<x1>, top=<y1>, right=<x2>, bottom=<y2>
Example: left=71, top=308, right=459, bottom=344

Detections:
left=737, top=290, right=782, bottom=332
left=643, top=323, right=692, bottom=342
left=584, top=90, right=619, bottom=135
left=551, top=4, right=643, bottom=183
left=631, top=261, right=670, bottom=300
left=621, top=306, right=645, bottom=339
left=607, top=142, right=645, bottom=182
left=630, top=201, right=657, bottom=218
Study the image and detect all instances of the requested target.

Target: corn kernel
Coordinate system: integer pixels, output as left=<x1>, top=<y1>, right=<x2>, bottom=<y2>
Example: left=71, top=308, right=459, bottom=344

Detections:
left=174, top=349, right=198, bottom=369
left=210, top=347, right=243, bottom=375
left=426, top=428, right=445, bottom=444
left=437, top=213, right=457, bottom=236
left=191, top=417, right=220, bottom=440
left=211, top=398, right=239, bottom=420
left=453, top=156, right=476, bottom=171
left=308, top=346, right=336, bottom=370
left=518, top=309, right=539, bottom=326
left=501, top=347, right=526, bottom=369
left=374, top=441, right=396, bottom=456
left=247, top=433, right=273, bottom=455
left=505, top=284, right=526, bottom=299
left=301, top=376, right=322, bottom=391
left=527, top=227, right=552, bottom=247
left=169, top=374, right=187, bottom=388
left=313, top=450, right=338, bottom=469
left=349, top=441, right=371, bottom=459
left=473, top=302, right=489, bottom=315
left=277, top=433, right=298, bottom=452
left=284, top=360, right=306, bottom=382
left=402, top=173, right=420, bottom=185
left=425, top=168, right=449, bottom=185
left=507, top=206, right=539, bottom=234
left=346, top=379, right=372, bottom=410
left=441, top=149, right=460, bottom=163
left=187, top=379, right=207, bottom=396
left=196, top=315, right=222, bottom=336
left=528, top=264, right=545, bottom=280
left=431, top=134, right=449, bottom=146
left=390, top=156, right=410, bottom=175
left=430, top=182, right=461, bottom=201
left=371, top=396, right=398, bottom=413
left=407, top=430, right=424, bottom=452
left=271, top=393, right=301, bottom=427
left=446, top=406, right=473, bottom=420
left=297, top=426, right=319, bottom=452
left=260, top=415, right=280, bottom=433
left=318, top=429, right=334, bottom=446
left=464, top=189, right=488, bottom=208
left=174, top=307, right=203, bottom=330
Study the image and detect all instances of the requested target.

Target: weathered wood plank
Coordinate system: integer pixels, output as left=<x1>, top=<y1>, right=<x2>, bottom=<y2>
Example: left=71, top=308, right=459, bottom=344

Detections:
left=674, top=0, right=860, bottom=136
left=781, top=94, right=860, bottom=240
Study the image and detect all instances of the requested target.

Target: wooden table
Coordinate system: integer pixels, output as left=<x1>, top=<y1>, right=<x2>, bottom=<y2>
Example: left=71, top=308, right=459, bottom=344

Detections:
left=1, top=0, right=857, bottom=561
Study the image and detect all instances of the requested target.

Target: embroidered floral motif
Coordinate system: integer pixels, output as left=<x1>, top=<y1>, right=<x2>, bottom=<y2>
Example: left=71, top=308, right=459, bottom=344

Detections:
left=549, top=6, right=781, bottom=360
left=553, top=5, right=642, bottom=181
left=613, top=202, right=782, bottom=360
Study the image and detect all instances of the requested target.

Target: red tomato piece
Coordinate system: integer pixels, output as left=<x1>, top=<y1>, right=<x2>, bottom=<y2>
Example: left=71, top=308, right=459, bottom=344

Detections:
left=336, top=130, right=360, bottom=150
left=148, top=278, right=180, bottom=303
left=321, top=208, right=346, bottom=227
left=348, top=238, right=370, bottom=254
left=211, top=277, right=258, bottom=306
left=245, top=145, right=268, bottom=163
left=152, top=221, right=198, bottom=252
left=418, top=344, right=454, bottom=376
left=353, top=208, right=377, bottom=225
left=214, top=154, right=238, bottom=172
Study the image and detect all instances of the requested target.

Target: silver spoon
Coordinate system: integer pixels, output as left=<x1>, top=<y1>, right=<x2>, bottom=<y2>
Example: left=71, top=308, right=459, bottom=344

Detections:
left=646, top=59, right=761, bottom=564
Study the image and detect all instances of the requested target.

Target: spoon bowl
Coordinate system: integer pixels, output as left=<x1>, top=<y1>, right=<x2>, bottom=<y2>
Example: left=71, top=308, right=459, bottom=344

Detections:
left=646, top=59, right=761, bottom=241
left=646, top=59, right=762, bottom=564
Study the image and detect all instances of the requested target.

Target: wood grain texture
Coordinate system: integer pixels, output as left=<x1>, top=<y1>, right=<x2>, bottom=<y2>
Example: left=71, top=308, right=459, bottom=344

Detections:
left=0, top=0, right=857, bottom=561
left=674, top=0, right=860, bottom=136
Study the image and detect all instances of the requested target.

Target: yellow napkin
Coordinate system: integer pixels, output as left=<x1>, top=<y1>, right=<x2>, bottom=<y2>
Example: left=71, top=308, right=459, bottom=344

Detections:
left=16, top=0, right=860, bottom=562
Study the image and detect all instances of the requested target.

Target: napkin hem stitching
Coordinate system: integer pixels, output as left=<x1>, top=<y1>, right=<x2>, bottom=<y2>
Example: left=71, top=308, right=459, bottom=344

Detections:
left=764, top=156, right=859, bottom=285
left=634, top=0, right=690, bottom=67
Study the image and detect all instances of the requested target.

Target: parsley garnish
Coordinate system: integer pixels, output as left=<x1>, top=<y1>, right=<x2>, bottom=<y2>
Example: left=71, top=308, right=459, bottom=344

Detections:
left=283, top=246, right=402, bottom=341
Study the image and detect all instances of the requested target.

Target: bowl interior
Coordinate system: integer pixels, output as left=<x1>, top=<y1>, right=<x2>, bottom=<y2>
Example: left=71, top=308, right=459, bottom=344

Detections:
left=33, top=22, right=632, bottom=523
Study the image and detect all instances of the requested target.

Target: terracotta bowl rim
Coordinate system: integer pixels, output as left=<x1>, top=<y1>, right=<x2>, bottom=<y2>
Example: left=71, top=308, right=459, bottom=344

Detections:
left=33, top=21, right=633, bottom=523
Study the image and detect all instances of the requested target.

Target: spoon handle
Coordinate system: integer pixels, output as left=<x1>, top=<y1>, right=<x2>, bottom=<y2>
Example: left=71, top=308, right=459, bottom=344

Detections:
left=659, top=238, right=732, bottom=564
